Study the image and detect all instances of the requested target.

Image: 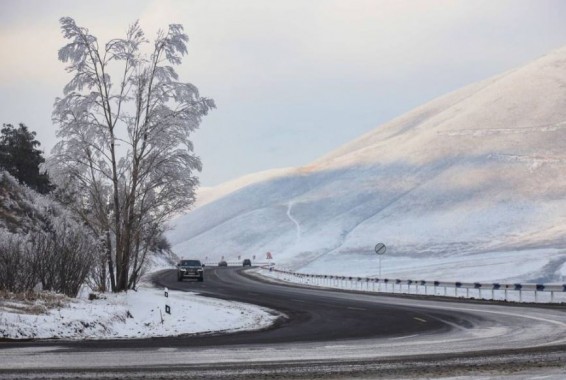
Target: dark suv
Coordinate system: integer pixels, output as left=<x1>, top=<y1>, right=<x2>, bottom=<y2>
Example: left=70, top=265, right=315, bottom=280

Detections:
left=177, top=259, right=204, bottom=282
left=242, top=259, right=252, bottom=267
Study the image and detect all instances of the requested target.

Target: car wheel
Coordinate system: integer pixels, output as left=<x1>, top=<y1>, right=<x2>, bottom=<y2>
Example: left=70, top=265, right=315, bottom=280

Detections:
left=198, top=276, right=204, bottom=282
left=177, top=275, right=182, bottom=282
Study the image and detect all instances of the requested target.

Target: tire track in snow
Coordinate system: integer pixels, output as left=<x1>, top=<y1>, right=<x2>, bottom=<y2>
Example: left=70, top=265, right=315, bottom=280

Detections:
left=287, top=201, right=301, bottom=242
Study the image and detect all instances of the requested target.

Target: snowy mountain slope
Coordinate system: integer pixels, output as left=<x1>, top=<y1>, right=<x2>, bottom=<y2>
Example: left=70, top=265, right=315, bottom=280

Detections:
left=167, top=46, right=566, bottom=283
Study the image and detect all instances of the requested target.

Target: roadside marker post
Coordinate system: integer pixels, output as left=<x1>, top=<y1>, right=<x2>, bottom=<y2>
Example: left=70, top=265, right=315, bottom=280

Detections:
left=163, top=287, right=170, bottom=320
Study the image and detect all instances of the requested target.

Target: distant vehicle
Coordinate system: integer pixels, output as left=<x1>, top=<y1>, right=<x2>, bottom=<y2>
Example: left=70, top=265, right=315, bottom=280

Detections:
left=177, top=259, right=204, bottom=282
left=218, top=260, right=228, bottom=267
left=242, top=259, right=252, bottom=267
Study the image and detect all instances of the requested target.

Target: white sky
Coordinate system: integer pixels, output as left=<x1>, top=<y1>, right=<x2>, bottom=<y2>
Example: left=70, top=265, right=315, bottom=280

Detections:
left=1, top=0, right=566, bottom=186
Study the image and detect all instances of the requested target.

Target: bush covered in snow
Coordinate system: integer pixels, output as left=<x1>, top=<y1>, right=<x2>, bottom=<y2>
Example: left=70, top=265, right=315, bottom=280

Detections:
left=0, top=170, right=99, bottom=297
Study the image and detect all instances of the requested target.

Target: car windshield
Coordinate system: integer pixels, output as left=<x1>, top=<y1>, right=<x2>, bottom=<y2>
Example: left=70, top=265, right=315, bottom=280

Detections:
left=180, top=260, right=201, bottom=266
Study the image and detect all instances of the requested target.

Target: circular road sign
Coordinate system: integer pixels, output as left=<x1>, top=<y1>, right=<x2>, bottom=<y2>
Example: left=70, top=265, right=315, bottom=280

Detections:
left=374, top=243, right=386, bottom=255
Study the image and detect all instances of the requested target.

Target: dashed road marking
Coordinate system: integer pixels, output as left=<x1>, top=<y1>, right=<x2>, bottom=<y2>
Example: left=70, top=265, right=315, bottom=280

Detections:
left=413, top=317, right=427, bottom=323
left=389, top=334, right=419, bottom=341
left=292, top=299, right=306, bottom=303
left=347, top=307, right=367, bottom=311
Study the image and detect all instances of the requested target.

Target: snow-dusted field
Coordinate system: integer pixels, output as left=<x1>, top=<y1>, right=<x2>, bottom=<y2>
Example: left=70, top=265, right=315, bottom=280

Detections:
left=0, top=281, right=277, bottom=340
left=167, top=45, right=566, bottom=285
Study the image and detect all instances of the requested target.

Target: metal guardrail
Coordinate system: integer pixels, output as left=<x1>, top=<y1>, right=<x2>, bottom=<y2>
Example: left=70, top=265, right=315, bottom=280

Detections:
left=260, top=267, right=566, bottom=303
left=204, top=261, right=272, bottom=267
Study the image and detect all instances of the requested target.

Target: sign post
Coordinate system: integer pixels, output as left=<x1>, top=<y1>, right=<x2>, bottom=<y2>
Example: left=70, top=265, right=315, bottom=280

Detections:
left=374, top=243, right=386, bottom=278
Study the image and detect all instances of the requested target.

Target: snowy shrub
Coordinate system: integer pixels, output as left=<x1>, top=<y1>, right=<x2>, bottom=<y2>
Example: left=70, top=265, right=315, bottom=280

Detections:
left=31, top=220, right=98, bottom=297
left=0, top=170, right=101, bottom=297
left=0, top=231, right=36, bottom=293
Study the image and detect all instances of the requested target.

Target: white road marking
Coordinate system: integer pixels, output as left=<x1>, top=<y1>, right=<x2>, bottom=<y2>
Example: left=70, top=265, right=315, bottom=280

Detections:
left=389, top=334, right=419, bottom=341
left=347, top=307, right=367, bottom=311
left=413, top=317, right=427, bottom=323
left=292, top=299, right=306, bottom=303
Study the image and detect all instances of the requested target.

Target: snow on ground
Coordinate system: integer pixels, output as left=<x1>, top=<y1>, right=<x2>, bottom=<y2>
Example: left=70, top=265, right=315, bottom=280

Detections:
left=167, top=45, right=566, bottom=285
left=298, top=248, right=566, bottom=283
left=0, top=276, right=278, bottom=340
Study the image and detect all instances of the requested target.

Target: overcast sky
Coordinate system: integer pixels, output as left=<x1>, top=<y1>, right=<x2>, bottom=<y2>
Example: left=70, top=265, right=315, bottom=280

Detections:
left=2, top=1, right=566, bottom=186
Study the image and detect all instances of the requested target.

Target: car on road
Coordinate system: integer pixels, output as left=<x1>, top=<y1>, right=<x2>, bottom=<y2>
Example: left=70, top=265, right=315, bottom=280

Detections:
left=177, top=259, right=204, bottom=282
left=242, top=259, right=252, bottom=267
left=218, top=260, right=228, bottom=267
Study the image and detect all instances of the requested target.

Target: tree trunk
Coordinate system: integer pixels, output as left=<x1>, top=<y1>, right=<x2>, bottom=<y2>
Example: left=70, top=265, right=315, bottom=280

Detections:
left=106, top=229, right=116, bottom=292
left=99, top=254, right=107, bottom=292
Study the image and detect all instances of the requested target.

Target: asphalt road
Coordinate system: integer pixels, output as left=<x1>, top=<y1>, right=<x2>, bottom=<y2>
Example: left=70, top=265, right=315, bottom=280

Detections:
left=2, top=267, right=566, bottom=379
left=151, top=266, right=474, bottom=345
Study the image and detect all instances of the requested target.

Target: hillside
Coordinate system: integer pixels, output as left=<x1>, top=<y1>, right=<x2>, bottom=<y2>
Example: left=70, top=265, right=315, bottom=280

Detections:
left=167, top=46, right=566, bottom=283
left=0, top=170, right=63, bottom=234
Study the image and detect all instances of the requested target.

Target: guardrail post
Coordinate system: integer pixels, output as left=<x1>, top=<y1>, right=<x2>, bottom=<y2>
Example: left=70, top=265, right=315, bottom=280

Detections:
left=455, top=282, right=462, bottom=297
left=492, top=284, right=500, bottom=301
left=474, top=283, right=481, bottom=299
left=514, top=284, right=522, bottom=302
left=535, top=284, right=545, bottom=303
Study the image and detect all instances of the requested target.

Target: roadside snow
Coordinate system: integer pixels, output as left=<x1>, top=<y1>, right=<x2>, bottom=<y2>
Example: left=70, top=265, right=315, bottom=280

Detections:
left=0, top=283, right=278, bottom=340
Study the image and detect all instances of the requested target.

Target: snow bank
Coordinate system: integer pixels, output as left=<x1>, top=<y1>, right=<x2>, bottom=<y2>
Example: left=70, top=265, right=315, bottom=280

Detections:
left=0, top=284, right=278, bottom=340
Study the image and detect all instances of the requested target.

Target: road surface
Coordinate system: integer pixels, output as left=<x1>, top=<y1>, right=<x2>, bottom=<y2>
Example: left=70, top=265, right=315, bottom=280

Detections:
left=1, top=267, right=566, bottom=379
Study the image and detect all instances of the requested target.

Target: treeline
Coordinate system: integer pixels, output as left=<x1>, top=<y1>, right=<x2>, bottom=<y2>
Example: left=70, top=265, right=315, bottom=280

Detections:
left=0, top=121, right=175, bottom=297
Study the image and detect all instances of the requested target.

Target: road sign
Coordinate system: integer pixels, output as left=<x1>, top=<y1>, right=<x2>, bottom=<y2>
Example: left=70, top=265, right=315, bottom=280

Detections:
left=266, top=251, right=273, bottom=260
left=374, top=243, right=386, bottom=278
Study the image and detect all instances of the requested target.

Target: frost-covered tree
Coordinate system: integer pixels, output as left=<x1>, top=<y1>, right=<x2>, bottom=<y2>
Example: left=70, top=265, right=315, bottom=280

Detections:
left=50, top=17, right=214, bottom=292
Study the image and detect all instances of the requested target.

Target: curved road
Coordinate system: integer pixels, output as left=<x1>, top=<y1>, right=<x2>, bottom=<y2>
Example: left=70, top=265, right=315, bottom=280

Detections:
left=2, top=267, right=566, bottom=378
left=153, top=266, right=472, bottom=345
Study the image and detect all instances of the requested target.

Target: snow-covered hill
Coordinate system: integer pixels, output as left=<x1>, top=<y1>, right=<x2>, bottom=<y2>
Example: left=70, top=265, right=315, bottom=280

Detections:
left=167, top=46, right=566, bottom=283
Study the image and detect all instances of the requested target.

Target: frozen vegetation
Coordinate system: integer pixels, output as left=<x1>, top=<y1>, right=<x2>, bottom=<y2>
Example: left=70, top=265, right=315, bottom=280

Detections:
left=168, top=46, right=566, bottom=284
